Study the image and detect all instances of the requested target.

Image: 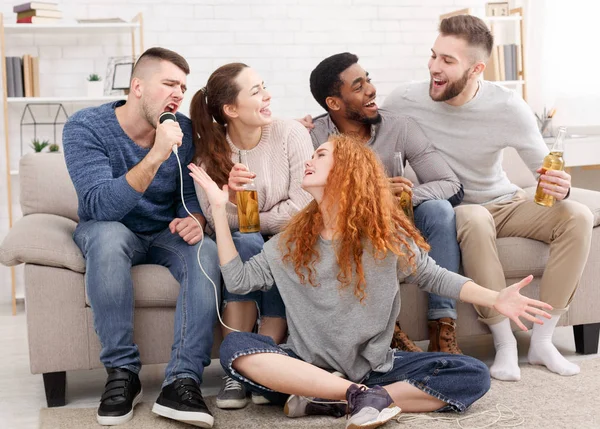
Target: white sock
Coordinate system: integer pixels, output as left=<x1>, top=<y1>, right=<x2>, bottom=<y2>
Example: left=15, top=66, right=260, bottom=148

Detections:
left=488, top=318, right=521, bottom=381
left=528, top=314, right=580, bottom=376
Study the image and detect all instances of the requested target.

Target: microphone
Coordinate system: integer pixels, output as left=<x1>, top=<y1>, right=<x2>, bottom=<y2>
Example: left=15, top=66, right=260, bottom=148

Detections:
left=159, top=111, right=179, bottom=154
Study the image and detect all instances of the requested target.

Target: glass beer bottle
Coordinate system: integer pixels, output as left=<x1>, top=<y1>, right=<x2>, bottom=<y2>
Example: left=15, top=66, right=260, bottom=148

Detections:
left=393, top=152, right=415, bottom=223
left=534, top=126, right=566, bottom=207
left=236, top=150, right=260, bottom=233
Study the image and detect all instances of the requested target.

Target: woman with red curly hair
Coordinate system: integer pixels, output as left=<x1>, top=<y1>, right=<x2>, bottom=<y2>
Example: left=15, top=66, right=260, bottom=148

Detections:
left=189, top=135, right=552, bottom=429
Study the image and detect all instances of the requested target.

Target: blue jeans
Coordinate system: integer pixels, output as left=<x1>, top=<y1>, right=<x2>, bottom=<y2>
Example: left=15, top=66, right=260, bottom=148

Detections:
left=73, top=220, right=221, bottom=387
left=413, top=200, right=461, bottom=320
left=223, top=231, right=286, bottom=319
left=219, top=332, right=490, bottom=411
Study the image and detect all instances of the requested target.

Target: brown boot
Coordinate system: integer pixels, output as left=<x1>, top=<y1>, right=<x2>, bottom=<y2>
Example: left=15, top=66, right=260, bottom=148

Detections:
left=390, top=321, right=423, bottom=352
left=428, top=318, right=462, bottom=354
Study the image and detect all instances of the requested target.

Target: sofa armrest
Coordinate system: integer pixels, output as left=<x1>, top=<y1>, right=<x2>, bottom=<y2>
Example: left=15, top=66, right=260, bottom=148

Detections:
left=0, top=214, right=85, bottom=273
left=524, top=186, right=600, bottom=227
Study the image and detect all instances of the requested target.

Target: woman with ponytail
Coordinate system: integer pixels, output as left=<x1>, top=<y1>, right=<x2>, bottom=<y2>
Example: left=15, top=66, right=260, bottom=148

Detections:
left=189, top=134, right=553, bottom=429
left=190, top=63, right=313, bottom=409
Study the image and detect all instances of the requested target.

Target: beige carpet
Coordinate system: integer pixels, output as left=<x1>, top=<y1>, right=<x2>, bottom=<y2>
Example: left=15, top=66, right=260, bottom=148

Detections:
left=40, top=359, right=600, bottom=429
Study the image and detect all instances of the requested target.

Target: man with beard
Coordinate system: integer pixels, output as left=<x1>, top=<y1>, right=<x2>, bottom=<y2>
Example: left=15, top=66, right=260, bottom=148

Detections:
left=63, top=47, right=219, bottom=427
left=382, top=15, right=593, bottom=382
left=307, top=53, right=465, bottom=355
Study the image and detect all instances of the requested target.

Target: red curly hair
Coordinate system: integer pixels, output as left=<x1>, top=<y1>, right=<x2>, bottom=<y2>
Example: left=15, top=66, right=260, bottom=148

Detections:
left=279, top=134, right=430, bottom=303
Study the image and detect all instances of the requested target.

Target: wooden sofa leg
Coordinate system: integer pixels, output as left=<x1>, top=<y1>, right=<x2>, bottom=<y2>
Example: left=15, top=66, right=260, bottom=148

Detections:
left=573, top=323, right=600, bottom=355
left=43, top=371, right=66, bottom=407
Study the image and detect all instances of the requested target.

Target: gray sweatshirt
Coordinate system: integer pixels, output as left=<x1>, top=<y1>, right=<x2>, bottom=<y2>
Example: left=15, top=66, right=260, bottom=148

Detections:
left=382, top=80, right=548, bottom=205
left=220, top=233, right=470, bottom=382
left=310, top=110, right=464, bottom=206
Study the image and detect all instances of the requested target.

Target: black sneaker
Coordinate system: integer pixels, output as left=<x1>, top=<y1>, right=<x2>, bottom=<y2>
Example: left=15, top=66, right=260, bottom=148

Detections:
left=152, top=378, right=214, bottom=428
left=96, top=368, right=143, bottom=426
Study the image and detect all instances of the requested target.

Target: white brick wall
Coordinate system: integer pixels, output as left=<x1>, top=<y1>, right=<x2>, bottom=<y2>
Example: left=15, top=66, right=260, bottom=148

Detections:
left=0, top=0, right=490, bottom=303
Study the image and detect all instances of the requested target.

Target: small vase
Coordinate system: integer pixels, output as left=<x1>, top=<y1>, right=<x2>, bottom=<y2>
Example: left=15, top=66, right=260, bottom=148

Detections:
left=86, top=81, right=104, bottom=98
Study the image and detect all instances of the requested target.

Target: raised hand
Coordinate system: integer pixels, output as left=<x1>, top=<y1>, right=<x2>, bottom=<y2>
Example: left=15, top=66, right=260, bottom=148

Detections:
left=493, top=275, right=553, bottom=331
left=188, top=164, right=229, bottom=209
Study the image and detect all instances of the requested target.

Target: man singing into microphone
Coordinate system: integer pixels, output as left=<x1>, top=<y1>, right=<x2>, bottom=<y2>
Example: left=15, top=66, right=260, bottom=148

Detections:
left=63, top=47, right=219, bottom=427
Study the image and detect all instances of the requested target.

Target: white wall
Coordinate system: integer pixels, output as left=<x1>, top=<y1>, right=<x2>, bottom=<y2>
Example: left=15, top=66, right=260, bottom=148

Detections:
left=0, top=0, right=492, bottom=304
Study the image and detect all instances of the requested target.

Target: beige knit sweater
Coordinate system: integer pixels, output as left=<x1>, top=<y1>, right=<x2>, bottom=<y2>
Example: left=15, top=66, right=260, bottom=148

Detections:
left=195, top=119, right=314, bottom=235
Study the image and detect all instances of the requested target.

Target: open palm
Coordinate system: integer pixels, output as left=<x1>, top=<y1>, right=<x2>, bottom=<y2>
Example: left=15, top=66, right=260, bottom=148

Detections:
left=493, top=275, right=553, bottom=331
left=188, top=164, right=229, bottom=208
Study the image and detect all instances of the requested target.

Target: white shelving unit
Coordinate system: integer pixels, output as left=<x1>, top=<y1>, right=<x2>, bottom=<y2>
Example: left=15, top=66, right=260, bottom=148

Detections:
left=0, top=14, right=144, bottom=315
left=3, top=21, right=140, bottom=34
left=7, top=95, right=127, bottom=104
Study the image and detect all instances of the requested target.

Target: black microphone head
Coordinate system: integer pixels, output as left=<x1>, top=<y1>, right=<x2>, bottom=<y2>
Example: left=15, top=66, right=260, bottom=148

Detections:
left=159, top=111, right=177, bottom=124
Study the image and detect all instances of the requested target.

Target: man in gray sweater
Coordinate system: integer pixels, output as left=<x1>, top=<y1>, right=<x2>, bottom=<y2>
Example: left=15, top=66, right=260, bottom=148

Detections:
left=382, top=15, right=593, bottom=381
left=305, top=53, right=465, bottom=355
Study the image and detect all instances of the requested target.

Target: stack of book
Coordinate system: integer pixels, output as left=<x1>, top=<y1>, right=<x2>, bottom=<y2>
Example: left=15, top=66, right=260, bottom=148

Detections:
left=4, top=55, right=41, bottom=98
left=484, top=44, right=520, bottom=82
left=14, top=1, right=62, bottom=24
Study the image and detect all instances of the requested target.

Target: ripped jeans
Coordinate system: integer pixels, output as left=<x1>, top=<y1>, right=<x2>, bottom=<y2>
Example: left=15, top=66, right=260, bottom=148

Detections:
left=219, top=332, right=490, bottom=411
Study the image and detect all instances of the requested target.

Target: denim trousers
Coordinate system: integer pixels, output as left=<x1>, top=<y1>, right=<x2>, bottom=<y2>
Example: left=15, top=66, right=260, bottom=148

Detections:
left=223, top=231, right=286, bottom=319
left=413, top=200, right=461, bottom=320
left=219, top=332, right=490, bottom=411
left=73, top=220, right=221, bottom=387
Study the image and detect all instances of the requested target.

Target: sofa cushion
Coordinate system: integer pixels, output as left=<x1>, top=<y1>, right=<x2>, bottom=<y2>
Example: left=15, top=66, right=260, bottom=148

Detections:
left=20, top=153, right=79, bottom=222
left=496, top=237, right=548, bottom=278
left=0, top=214, right=85, bottom=272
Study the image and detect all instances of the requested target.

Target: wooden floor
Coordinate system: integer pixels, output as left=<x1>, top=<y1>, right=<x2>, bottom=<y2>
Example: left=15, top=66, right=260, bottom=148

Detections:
left=1, top=301, right=598, bottom=429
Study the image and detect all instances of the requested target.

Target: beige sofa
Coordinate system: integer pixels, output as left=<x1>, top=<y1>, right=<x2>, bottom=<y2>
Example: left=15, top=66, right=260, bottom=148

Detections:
left=1, top=150, right=600, bottom=408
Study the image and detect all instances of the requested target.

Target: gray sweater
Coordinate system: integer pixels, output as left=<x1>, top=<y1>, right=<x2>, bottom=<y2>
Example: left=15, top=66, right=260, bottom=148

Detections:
left=382, top=80, right=548, bottom=205
left=220, top=234, right=469, bottom=382
left=310, top=110, right=464, bottom=206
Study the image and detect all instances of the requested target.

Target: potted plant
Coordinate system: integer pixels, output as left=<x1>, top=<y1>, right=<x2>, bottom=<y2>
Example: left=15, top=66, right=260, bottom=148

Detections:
left=87, top=73, right=104, bottom=98
left=48, top=143, right=60, bottom=153
left=30, top=138, right=49, bottom=153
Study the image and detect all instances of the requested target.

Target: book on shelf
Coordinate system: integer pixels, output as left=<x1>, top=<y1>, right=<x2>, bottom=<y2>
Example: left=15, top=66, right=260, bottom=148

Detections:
left=5, top=57, right=15, bottom=98
left=23, top=54, right=32, bottom=97
left=484, top=44, right=520, bottom=83
left=16, top=16, right=61, bottom=23
left=13, top=1, right=59, bottom=13
left=12, top=57, right=24, bottom=97
left=17, top=9, right=62, bottom=19
left=32, top=56, right=40, bottom=97
left=4, top=55, right=40, bottom=98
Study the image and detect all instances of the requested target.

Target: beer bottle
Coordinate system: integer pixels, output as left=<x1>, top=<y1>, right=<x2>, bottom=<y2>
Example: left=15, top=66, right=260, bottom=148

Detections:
left=236, top=150, right=260, bottom=233
left=534, top=126, right=566, bottom=207
left=393, top=152, right=415, bottom=223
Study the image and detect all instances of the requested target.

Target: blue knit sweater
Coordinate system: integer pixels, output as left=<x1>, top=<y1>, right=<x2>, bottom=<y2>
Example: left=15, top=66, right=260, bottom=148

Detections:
left=63, top=101, right=202, bottom=234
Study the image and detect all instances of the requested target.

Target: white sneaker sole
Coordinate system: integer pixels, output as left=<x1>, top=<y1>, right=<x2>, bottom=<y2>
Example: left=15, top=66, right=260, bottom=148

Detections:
left=215, top=396, right=249, bottom=409
left=251, top=394, right=271, bottom=405
left=96, top=389, right=143, bottom=426
left=346, top=405, right=402, bottom=429
left=152, top=402, right=214, bottom=428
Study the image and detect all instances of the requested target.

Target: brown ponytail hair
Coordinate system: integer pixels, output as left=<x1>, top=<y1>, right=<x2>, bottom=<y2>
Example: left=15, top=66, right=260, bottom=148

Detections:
left=190, top=63, right=249, bottom=187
